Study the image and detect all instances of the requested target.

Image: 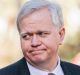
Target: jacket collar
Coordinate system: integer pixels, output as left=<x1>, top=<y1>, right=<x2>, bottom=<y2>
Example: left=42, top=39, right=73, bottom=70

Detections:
left=19, top=58, right=30, bottom=75
left=61, top=61, right=72, bottom=75
left=19, top=58, right=72, bottom=75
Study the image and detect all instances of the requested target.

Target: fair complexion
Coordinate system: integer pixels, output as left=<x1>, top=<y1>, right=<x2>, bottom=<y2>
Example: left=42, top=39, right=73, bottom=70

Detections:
left=19, top=7, right=65, bottom=72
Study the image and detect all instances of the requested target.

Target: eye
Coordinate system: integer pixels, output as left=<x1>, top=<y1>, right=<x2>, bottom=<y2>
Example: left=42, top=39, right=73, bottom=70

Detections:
left=21, top=33, right=32, bottom=40
left=38, top=32, right=50, bottom=37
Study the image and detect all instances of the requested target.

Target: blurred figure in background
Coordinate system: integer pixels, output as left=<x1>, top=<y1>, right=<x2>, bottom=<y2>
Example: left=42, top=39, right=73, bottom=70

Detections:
left=0, top=0, right=80, bottom=75
left=72, top=53, right=80, bottom=66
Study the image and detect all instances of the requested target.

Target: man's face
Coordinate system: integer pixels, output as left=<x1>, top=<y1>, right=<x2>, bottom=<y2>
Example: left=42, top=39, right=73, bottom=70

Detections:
left=19, top=8, right=65, bottom=65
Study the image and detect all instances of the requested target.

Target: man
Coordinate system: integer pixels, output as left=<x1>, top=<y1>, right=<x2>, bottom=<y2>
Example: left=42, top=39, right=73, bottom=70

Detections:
left=0, top=0, right=80, bottom=75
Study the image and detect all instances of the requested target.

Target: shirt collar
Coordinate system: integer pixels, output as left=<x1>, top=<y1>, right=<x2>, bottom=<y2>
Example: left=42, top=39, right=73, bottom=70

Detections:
left=27, top=57, right=64, bottom=75
left=51, top=58, right=64, bottom=75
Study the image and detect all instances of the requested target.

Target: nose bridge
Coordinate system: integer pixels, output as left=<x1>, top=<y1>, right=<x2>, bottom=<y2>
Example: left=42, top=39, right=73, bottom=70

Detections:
left=31, top=34, right=41, bottom=46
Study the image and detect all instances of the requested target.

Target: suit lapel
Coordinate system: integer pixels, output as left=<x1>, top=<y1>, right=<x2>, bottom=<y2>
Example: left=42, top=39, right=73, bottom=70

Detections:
left=19, top=58, right=73, bottom=75
left=60, top=61, right=72, bottom=75
left=19, top=58, right=31, bottom=75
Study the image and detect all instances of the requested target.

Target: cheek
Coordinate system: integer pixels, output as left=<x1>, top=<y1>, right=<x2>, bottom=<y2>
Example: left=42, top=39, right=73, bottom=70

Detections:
left=42, top=36, right=59, bottom=51
left=21, top=40, right=30, bottom=51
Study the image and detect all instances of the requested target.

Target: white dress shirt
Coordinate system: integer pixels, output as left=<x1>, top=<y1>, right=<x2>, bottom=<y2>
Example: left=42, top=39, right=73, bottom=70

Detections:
left=27, top=58, right=64, bottom=75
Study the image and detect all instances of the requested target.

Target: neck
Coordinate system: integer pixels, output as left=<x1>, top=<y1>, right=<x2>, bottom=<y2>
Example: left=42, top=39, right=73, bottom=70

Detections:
left=28, top=55, right=58, bottom=72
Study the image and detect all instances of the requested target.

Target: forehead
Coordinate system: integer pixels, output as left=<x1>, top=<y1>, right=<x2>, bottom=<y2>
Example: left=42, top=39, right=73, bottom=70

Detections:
left=19, top=7, right=55, bottom=32
left=20, top=7, right=53, bottom=24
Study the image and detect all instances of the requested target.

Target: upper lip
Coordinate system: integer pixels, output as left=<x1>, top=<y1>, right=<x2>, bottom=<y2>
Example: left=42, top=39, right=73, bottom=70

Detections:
left=29, top=48, right=46, bottom=53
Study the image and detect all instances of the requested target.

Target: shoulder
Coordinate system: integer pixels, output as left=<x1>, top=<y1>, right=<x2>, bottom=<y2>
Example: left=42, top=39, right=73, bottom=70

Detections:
left=0, top=58, right=26, bottom=75
left=61, top=60, right=80, bottom=73
left=61, top=60, right=80, bottom=68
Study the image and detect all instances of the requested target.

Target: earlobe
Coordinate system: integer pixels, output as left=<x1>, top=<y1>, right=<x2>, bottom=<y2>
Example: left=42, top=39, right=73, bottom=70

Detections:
left=59, top=27, right=65, bottom=45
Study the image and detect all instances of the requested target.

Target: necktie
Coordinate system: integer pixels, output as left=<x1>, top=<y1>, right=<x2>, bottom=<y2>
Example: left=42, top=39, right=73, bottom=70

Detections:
left=48, top=73, right=55, bottom=75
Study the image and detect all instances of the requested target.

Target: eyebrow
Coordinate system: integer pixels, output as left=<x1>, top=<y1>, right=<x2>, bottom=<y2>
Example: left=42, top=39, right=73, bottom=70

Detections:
left=20, top=32, right=32, bottom=36
left=20, top=30, right=50, bottom=35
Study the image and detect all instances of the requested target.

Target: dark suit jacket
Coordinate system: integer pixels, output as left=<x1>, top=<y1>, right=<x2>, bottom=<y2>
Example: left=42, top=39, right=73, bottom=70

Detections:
left=0, top=58, right=80, bottom=75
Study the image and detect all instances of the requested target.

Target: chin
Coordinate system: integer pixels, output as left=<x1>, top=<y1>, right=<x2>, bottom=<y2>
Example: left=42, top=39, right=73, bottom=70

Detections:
left=31, top=56, right=47, bottom=63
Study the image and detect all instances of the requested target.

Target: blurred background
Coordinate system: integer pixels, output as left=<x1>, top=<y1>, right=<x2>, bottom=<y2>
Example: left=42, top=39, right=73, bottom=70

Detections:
left=0, top=0, right=80, bottom=68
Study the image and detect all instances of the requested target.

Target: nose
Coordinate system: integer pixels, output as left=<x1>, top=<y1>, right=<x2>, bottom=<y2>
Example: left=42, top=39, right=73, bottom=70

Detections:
left=31, top=35, right=41, bottom=47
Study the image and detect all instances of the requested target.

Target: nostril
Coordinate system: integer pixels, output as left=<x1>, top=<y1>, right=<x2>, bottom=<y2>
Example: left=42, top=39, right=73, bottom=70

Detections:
left=31, top=39, right=41, bottom=47
left=31, top=41, right=41, bottom=47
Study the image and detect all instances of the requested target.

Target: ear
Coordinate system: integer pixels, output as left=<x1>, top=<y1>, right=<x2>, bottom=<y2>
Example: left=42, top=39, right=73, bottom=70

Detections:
left=59, top=26, right=65, bottom=45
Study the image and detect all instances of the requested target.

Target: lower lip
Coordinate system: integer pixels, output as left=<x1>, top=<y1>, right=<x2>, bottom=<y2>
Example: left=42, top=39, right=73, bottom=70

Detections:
left=30, top=50, right=46, bottom=55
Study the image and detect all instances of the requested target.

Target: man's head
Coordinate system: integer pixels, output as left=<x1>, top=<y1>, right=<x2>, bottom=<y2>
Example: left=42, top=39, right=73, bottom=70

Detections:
left=17, top=0, right=65, bottom=71
left=17, top=0, right=64, bottom=31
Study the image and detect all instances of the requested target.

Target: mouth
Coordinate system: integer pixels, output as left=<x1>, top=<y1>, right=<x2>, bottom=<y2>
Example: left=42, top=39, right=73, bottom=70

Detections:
left=29, top=49, right=46, bottom=55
